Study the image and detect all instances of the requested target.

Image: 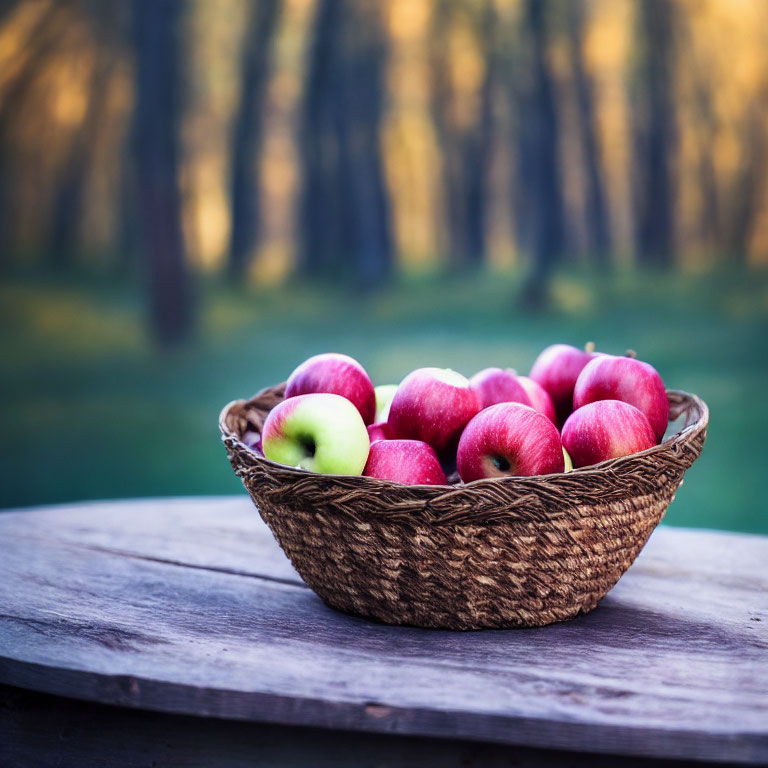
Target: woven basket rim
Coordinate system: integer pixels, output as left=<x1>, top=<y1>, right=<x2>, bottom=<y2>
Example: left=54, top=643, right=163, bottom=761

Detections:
left=219, top=385, right=709, bottom=492
left=220, top=384, right=708, bottom=626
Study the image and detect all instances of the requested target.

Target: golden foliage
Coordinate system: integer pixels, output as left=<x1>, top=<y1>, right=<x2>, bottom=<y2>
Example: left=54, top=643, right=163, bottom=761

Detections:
left=0, top=0, right=766, bottom=271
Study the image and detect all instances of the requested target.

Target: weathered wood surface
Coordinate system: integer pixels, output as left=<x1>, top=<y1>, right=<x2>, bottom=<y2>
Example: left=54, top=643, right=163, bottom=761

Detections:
left=0, top=497, right=766, bottom=765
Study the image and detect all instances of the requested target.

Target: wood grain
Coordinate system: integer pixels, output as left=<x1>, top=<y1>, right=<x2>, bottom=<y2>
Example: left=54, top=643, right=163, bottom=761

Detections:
left=0, top=497, right=766, bottom=764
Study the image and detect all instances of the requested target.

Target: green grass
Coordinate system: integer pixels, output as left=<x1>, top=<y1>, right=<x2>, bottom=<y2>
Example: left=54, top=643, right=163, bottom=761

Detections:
left=2, top=266, right=767, bottom=534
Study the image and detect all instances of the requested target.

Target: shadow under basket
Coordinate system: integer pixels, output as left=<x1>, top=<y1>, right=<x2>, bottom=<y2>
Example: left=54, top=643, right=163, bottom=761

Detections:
left=219, top=386, right=708, bottom=630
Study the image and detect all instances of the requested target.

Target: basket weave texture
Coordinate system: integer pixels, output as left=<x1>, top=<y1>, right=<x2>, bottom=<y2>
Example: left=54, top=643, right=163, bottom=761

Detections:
left=220, top=384, right=708, bottom=630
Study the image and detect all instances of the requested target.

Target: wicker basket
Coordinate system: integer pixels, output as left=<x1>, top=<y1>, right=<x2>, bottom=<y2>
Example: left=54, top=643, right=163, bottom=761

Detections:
left=219, top=384, right=708, bottom=630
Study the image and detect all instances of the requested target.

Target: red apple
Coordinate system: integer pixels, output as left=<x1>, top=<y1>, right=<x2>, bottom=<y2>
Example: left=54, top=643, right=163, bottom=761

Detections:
left=284, top=353, right=376, bottom=425
left=469, top=367, right=532, bottom=409
left=529, top=343, right=598, bottom=426
left=387, top=368, right=481, bottom=460
left=457, top=403, right=565, bottom=482
left=573, top=355, right=669, bottom=442
left=561, top=400, right=656, bottom=468
left=517, top=375, right=557, bottom=425
left=367, top=421, right=391, bottom=443
left=363, top=439, right=447, bottom=485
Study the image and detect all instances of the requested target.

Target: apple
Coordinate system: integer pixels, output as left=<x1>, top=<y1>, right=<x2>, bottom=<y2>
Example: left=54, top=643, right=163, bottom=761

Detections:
left=573, top=355, right=669, bottom=442
left=562, top=446, right=573, bottom=472
left=529, top=343, right=598, bottom=426
left=457, top=403, right=565, bottom=482
left=561, top=400, right=656, bottom=468
left=469, top=367, right=532, bottom=409
left=517, top=375, right=557, bottom=425
left=285, top=352, right=376, bottom=425
left=367, top=421, right=392, bottom=443
left=261, top=393, right=370, bottom=475
left=387, top=368, right=481, bottom=459
left=374, top=384, right=398, bottom=423
left=243, top=430, right=263, bottom=453
left=363, top=439, right=447, bottom=485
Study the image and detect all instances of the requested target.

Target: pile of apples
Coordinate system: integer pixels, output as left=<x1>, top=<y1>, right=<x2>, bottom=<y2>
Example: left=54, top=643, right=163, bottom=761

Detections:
left=256, top=345, right=669, bottom=486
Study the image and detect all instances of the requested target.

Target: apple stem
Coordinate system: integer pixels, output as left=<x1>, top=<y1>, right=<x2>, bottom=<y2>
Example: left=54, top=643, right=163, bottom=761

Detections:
left=625, top=349, right=637, bottom=359
left=584, top=341, right=595, bottom=354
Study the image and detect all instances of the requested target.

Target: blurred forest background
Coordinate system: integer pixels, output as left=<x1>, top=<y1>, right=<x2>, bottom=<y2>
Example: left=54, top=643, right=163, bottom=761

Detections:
left=1, top=0, right=766, bottom=533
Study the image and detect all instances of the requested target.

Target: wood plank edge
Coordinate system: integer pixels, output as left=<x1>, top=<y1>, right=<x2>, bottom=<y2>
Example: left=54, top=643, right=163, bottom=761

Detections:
left=1, top=656, right=764, bottom=765
left=0, top=495, right=250, bottom=518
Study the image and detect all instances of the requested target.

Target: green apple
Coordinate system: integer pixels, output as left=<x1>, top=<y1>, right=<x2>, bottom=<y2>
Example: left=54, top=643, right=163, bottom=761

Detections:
left=261, top=393, right=370, bottom=475
left=374, top=384, right=398, bottom=423
left=562, top=446, right=573, bottom=472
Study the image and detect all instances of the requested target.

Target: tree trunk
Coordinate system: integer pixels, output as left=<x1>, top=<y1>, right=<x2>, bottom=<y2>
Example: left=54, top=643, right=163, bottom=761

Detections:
left=696, top=98, right=721, bottom=251
left=690, top=66, right=721, bottom=251
left=227, top=0, right=281, bottom=281
left=116, top=121, right=139, bottom=274
left=297, top=0, right=392, bottom=288
left=298, top=0, right=338, bottom=279
left=517, top=0, right=564, bottom=309
left=132, top=0, right=194, bottom=346
left=430, top=0, right=495, bottom=272
left=0, top=0, right=22, bottom=27
left=47, top=53, right=116, bottom=270
left=464, top=2, right=496, bottom=270
left=567, top=0, right=611, bottom=265
left=339, top=0, right=392, bottom=287
left=0, top=4, right=66, bottom=265
left=727, top=97, right=767, bottom=262
left=429, top=0, right=465, bottom=271
left=633, top=0, right=676, bottom=268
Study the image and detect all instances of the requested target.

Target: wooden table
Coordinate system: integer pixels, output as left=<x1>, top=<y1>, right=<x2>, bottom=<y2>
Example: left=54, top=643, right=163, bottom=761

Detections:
left=1, top=497, right=766, bottom=767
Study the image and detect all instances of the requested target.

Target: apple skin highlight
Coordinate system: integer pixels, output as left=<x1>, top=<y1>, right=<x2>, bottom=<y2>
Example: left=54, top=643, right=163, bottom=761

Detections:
left=363, top=440, right=447, bottom=485
left=457, top=403, right=565, bottom=482
left=573, top=355, right=669, bottom=442
left=469, top=367, right=532, bottom=409
left=529, top=344, right=598, bottom=426
left=387, top=368, right=481, bottom=460
left=561, top=399, right=656, bottom=469
left=262, top=393, right=370, bottom=475
left=517, top=375, right=557, bottom=425
left=285, top=352, right=376, bottom=425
